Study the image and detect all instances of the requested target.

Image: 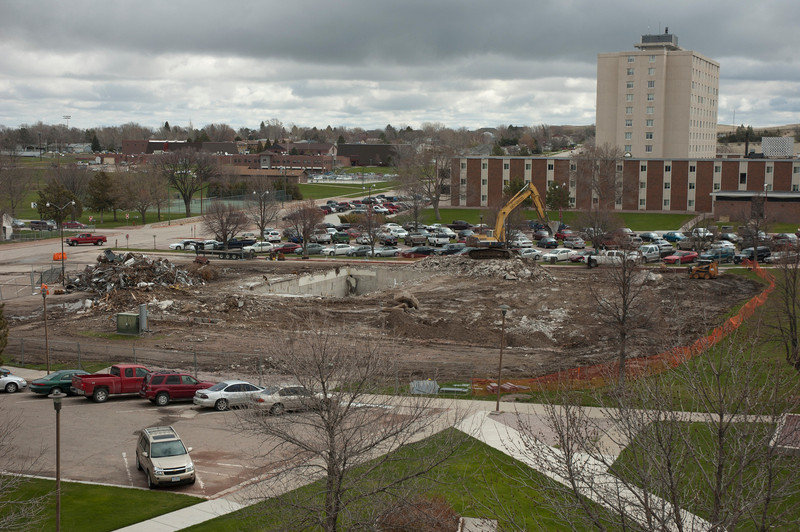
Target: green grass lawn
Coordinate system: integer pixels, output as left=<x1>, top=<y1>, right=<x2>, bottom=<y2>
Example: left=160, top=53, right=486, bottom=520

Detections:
left=298, top=181, right=398, bottom=200
left=184, top=432, right=606, bottom=531
left=1, top=477, right=200, bottom=532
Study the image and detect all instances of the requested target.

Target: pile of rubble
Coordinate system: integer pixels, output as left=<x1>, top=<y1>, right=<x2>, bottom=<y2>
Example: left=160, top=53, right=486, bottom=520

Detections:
left=70, top=252, right=206, bottom=294
left=411, top=255, right=554, bottom=281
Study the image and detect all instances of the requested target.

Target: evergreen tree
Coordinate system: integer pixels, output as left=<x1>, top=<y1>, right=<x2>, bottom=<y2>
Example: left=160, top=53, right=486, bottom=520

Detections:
left=91, top=134, right=101, bottom=152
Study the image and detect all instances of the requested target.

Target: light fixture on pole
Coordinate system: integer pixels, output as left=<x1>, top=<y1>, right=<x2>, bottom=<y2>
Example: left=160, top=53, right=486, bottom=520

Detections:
left=49, top=390, right=65, bottom=532
left=495, top=304, right=510, bottom=412
left=46, top=200, right=75, bottom=285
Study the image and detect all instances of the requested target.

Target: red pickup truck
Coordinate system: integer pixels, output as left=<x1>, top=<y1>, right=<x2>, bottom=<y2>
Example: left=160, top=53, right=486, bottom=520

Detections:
left=66, top=233, right=107, bottom=246
left=71, top=364, right=151, bottom=402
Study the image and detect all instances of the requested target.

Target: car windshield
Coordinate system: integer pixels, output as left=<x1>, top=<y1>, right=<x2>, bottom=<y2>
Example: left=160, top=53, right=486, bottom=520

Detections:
left=151, top=440, right=187, bottom=458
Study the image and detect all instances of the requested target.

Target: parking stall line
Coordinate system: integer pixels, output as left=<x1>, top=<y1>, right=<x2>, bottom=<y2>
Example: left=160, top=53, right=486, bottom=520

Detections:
left=121, top=452, right=134, bottom=486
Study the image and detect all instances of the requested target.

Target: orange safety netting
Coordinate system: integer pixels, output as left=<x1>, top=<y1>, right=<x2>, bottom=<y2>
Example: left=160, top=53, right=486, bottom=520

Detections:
left=473, top=260, right=776, bottom=395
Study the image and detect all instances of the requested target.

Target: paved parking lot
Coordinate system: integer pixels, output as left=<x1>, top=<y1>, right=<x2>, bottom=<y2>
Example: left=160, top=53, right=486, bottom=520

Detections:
left=0, top=382, right=289, bottom=498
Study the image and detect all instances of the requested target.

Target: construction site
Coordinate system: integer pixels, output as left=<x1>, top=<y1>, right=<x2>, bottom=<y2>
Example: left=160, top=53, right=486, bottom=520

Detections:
left=3, top=252, right=765, bottom=384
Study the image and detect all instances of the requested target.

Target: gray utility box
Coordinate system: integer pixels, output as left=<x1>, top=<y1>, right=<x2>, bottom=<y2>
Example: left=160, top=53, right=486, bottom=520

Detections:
left=116, top=313, right=140, bottom=335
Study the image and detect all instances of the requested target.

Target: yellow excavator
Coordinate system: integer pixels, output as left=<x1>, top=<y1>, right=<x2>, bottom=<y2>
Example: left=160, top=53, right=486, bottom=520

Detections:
left=467, top=183, right=551, bottom=259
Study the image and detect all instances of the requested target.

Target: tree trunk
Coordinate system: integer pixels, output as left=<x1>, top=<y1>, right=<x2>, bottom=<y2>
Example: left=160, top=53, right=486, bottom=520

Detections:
left=183, top=197, right=192, bottom=217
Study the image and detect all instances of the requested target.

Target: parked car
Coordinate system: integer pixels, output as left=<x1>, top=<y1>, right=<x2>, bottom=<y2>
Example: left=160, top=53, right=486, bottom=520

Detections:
left=193, top=380, right=264, bottom=411
left=0, top=372, right=27, bottom=394
left=765, top=251, right=800, bottom=264
left=346, top=245, right=372, bottom=256
left=309, top=231, right=332, bottom=244
left=663, top=231, right=687, bottom=242
left=253, top=385, right=319, bottom=415
left=663, top=250, right=698, bottom=264
left=653, top=239, right=674, bottom=257
left=447, top=220, right=473, bottom=231
left=538, top=237, right=558, bottom=249
left=638, top=244, right=661, bottom=263
left=400, top=246, right=437, bottom=258
left=773, top=233, right=799, bottom=248
left=542, top=248, right=572, bottom=263
left=718, top=232, right=740, bottom=245
left=378, top=234, right=398, bottom=246
left=169, top=240, right=200, bottom=251
left=369, top=246, right=401, bottom=257
left=427, top=233, right=452, bottom=247
left=555, top=229, right=574, bottom=241
left=436, top=243, right=467, bottom=256
left=30, top=369, right=89, bottom=395
left=29, top=220, right=56, bottom=231
left=140, top=372, right=216, bottom=406
left=699, top=247, right=735, bottom=264
left=11, top=219, right=25, bottom=228
left=263, top=229, right=282, bottom=243
left=734, top=246, right=771, bottom=264
left=691, top=227, right=714, bottom=239
left=508, top=235, right=534, bottom=248
left=569, top=250, right=595, bottom=263
left=272, top=242, right=302, bottom=254
left=243, top=241, right=275, bottom=253
left=321, top=244, right=354, bottom=256
left=563, top=236, right=586, bottom=249
left=291, top=243, right=321, bottom=255
left=136, top=426, right=195, bottom=488
left=639, top=231, right=660, bottom=242
left=518, top=248, right=543, bottom=260
left=63, top=221, right=87, bottom=229
left=533, top=229, right=550, bottom=240
left=331, top=232, right=350, bottom=243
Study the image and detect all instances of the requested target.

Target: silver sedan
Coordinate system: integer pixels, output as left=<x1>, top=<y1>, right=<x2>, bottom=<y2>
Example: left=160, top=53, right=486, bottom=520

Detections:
left=193, top=380, right=264, bottom=411
left=0, top=373, right=27, bottom=393
left=253, top=385, right=319, bottom=415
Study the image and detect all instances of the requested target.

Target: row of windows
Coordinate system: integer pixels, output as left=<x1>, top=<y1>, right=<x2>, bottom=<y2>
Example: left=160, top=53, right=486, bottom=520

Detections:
left=626, top=67, right=658, bottom=76
left=627, top=55, right=658, bottom=63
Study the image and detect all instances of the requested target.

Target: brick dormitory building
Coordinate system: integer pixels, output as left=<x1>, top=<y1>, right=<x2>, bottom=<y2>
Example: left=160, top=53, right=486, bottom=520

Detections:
left=450, top=155, right=800, bottom=224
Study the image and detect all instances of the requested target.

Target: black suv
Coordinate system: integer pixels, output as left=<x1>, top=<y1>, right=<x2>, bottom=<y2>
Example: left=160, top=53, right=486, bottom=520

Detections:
left=734, top=246, right=771, bottom=264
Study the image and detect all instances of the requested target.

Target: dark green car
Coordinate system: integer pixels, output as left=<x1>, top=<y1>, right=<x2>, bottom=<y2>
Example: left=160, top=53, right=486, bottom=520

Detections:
left=331, top=232, right=351, bottom=243
left=29, top=369, right=89, bottom=395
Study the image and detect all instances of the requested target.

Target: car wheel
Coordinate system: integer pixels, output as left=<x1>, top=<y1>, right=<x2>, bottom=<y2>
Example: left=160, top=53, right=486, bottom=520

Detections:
left=215, top=399, right=229, bottom=411
left=51, top=386, right=62, bottom=395
left=92, top=388, right=109, bottom=403
left=146, top=471, right=155, bottom=489
left=155, top=392, right=170, bottom=406
left=5, top=382, right=18, bottom=393
left=270, top=403, right=285, bottom=416
left=136, top=454, right=142, bottom=471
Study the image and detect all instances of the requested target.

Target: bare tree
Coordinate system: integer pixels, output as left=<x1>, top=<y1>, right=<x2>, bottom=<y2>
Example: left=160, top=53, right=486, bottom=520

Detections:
left=354, top=209, right=385, bottom=255
left=117, top=170, right=166, bottom=225
left=285, top=200, right=324, bottom=256
left=770, top=252, right=800, bottom=370
left=395, top=133, right=453, bottom=221
left=50, top=165, right=91, bottom=204
left=0, top=166, right=31, bottom=218
left=571, top=143, right=626, bottom=212
left=155, top=149, right=219, bottom=217
left=234, top=323, right=467, bottom=532
left=246, top=175, right=281, bottom=239
left=503, top=329, right=800, bottom=531
left=590, top=252, right=653, bottom=388
left=0, top=392, right=49, bottom=530
left=202, top=201, right=248, bottom=249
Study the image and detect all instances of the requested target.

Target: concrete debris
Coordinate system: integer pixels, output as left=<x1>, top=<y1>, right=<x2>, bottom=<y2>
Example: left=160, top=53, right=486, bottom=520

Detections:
left=411, top=256, right=554, bottom=282
left=71, top=252, right=206, bottom=295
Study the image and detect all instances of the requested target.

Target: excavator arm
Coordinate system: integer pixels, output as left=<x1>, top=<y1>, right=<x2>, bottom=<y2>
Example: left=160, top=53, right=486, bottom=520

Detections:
left=494, top=183, right=549, bottom=242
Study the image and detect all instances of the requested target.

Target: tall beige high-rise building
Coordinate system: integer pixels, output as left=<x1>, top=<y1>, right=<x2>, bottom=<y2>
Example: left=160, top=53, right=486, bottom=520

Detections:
left=596, top=30, right=719, bottom=159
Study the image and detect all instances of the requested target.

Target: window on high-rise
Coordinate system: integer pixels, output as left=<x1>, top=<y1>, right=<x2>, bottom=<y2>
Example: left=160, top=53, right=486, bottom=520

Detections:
left=664, top=182, right=671, bottom=189
left=648, top=80, right=655, bottom=88
left=625, top=119, right=633, bottom=127
left=624, top=145, right=632, bottom=152
left=645, top=145, right=653, bottom=153
left=625, top=107, right=633, bottom=114
left=627, top=68, right=634, bottom=75
left=628, top=55, right=635, bottom=62
left=646, top=106, right=654, bottom=114
left=645, top=132, right=653, bottom=140
left=646, top=119, right=654, bottom=126
left=626, top=81, right=634, bottom=89
left=649, top=55, right=656, bottom=62
left=625, top=132, right=632, bottom=140
left=648, top=67, right=655, bottom=75
left=689, top=182, right=695, bottom=190
left=626, top=94, right=633, bottom=102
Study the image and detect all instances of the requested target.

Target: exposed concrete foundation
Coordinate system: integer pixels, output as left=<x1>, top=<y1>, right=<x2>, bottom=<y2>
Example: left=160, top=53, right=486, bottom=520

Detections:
left=256, top=266, right=422, bottom=297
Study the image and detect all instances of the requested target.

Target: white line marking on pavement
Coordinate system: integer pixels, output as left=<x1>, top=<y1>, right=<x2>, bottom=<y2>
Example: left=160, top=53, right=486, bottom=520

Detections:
left=121, top=452, right=134, bottom=486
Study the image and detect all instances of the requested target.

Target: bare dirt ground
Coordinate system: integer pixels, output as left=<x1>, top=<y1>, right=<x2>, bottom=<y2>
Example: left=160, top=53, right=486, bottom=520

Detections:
left=4, top=255, right=764, bottom=382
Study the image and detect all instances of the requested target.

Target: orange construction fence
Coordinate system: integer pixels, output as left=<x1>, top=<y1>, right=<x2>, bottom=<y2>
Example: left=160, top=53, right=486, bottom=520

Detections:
left=473, top=260, right=776, bottom=395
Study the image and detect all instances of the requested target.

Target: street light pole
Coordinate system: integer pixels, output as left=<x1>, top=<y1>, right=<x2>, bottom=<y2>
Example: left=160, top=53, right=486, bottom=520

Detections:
left=49, top=391, right=65, bottom=532
left=42, top=284, right=50, bottom=375
left=495, top=304, right=510, bottom=412
left=46, top=200, right=75, bottom=285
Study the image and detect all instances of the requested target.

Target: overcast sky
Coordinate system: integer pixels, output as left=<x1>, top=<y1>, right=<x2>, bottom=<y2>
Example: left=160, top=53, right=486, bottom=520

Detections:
left=2, top=0, right=799, bottom=132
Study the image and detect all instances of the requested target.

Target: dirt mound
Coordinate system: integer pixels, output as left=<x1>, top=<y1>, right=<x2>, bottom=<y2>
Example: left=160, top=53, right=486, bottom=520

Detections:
left=411, top=255, right=554, bottom=281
